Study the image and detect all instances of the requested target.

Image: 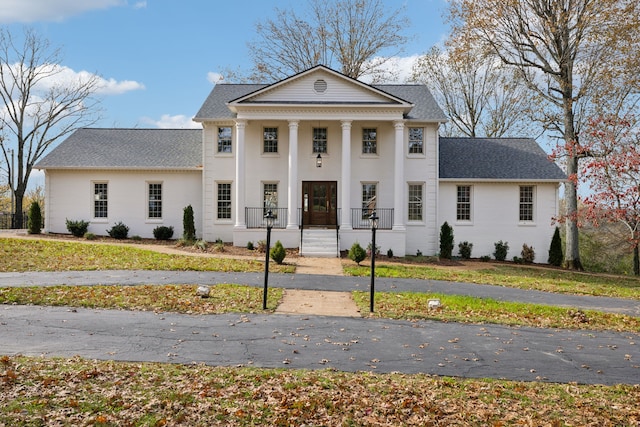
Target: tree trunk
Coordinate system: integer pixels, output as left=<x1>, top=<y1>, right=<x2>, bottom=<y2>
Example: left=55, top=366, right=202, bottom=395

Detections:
left=13, top=192, right=24, bottom=229
left=634, top=245, right=639, bottom=276
left=563, top=155, right=583, bottom=270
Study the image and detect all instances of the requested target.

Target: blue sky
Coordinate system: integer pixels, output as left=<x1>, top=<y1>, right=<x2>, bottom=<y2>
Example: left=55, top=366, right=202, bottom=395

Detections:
left=0, top=0, right=450, bottom=130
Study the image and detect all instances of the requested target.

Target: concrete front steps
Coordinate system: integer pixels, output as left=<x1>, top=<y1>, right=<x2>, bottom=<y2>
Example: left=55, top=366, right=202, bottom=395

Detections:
left=299, top=229, right=339, bottom=258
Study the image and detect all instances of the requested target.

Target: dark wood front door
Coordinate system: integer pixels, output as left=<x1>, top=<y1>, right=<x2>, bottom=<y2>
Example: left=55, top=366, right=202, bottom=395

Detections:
left=302, top=181, right=337, bottom=227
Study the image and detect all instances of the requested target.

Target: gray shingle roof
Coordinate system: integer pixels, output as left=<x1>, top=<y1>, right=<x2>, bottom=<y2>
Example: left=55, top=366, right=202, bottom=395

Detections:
left=193, top=83, right=446, bottom=122
left=439, top=137, right=566, bottom=181
left=35, top=128, right=202, bottom=170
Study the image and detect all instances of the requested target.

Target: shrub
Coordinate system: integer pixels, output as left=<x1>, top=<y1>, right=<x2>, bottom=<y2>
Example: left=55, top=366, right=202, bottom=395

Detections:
left=548, top=226, right=563, bottom=266
left=247, top=241, right=255, bottom=250
left=84, top=232, right=96, bottom=240
left=348, top=242, right=367, bottom=265
left=513, top=256, right=523, bottom=264
left=367, top=242, right=381, bottom=256
left=493, top=240, right=509, bottom=261
left=183, top=205, right=196, bottom=242
left=521, top=243, right=536, bottom=264
left=27, top=201, right=42, bottom=234
left=107, top=222, right=129, bottom=239
left=213, top=239, right=225, bottom=252
left=256, top=240, right=267, bottom=253
left=66, top=219, right=89, bottom=237
left=416, top=249, right=423, bottom=257
left=439, top=222, right=454, bottom=259
left=270, top=240, right=286, bottom=264
left=193, top=239, right=208, bottom=251
left=387, top=248, right=394, bottom=258
left=458, top=241, right=473, bottom=259
left=480, top=255, right=491, bottom=262
left=153, top=226, right=174, bottom=240
left=131, top=235, right=142, bottom=241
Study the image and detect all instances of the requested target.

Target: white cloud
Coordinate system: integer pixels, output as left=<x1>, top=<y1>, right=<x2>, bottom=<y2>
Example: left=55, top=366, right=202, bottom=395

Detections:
left=141, top=114, right=201, bottom=129
left=207, top=72, right=224, bottom=85
left=133, top=1, right=147, bottom=9
left=0, top=0, right=124, bottom=23
left=359, top=54, right=422, bottom=84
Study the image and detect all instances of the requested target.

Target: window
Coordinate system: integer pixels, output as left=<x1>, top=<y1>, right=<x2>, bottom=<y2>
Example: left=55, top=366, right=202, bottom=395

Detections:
left=408, top=184, right=423, bottom=221
left=408, top=127, right=424, bottom=154
left=263, top=127, right=278, bottom=153
left=312, top=128, right=327, bottom=154
left=217, top=183, right=232, bottom=220
left=263, top=183, right=278, bottom=216
left=520, top=186, right=534, bottom=222
left=217, top=126, right=232, bottom=153
left=362, top=128, right=377, bottom=154
left=148, top=183, right=162, bottom=219
left=93, top=182, right=108, bottom=219
left=456, top=185, right=471, bottom=221
left=361, top=183, right=377, bottom=217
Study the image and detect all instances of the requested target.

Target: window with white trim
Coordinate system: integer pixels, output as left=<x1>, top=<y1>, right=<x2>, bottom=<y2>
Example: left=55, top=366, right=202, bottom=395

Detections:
left=263, top=183, right=278, bottom=217
left=148, top=183, right=162, bottom=219
left=408, top=127, right=424, bottom=154
left=456, top=185, right=471, bottom=221
left=263, top=127, right=278, bottom=153
left=217, top=126, right=232, bottom=153
left=312, top=128, right=327, bottom=154
left=217, top=183, right=232, bottom=220
left=408, top=184, right=423, bottom=221
left=361, top=183, right=377, bottom=217
left=362, top=128, right=377, bottom=154
left=519, top=186, right=534, bottom=222
left=93, top=182, right=108, bottom=219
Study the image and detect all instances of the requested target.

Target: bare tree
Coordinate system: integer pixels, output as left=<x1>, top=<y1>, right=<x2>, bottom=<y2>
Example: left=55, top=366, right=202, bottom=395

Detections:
left=0, top=27, right=101, bottom=227
left=412, top=44, right=537, bottom=138
left=448, top=0, right=640, bottom=270
left=246, top=0, right=409, bottom=82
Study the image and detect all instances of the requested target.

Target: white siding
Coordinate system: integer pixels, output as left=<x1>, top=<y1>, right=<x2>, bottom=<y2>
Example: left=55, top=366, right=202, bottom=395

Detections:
left=44, top=169, right=201, bottom=239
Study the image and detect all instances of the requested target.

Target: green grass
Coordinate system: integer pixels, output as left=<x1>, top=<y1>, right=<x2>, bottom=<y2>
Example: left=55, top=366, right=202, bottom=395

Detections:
left=345, top=262, right=640, bottom=299
left=1, top=355, right=638, bottom=426
left=353, top=291, right=640, bottom=332
left=0, top=237, right=294, bottom=273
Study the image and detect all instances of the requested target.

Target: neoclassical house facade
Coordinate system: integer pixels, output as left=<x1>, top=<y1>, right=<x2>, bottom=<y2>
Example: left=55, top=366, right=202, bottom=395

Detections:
left=37, top=65, right=565, bottom=260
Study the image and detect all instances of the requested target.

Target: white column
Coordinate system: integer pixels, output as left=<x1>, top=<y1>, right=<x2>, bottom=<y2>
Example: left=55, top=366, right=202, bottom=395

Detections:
left=340, top=120, right=352, bottom=230
left=393, top=120, right=406, bottom=230
left=234, top=119, right=247, bottom=229
left=287, top=120, right=299, bottom=229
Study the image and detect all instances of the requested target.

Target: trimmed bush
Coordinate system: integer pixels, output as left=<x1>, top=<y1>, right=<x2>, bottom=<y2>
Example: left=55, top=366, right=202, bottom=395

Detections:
left=153, top=226, right=174, bottom=240
left=458, top=241, right=473, bottom=259
left=183, top=205, right=196, bottom=242
left=439, top=222, right=454, bottom=259
left=84, top=232, right=96, bottom=240
left=27, top=201, right=42, bottom=234
left=107, top=222, right=129, bottom=239
left=270, top=240, right=286, bottom=264
left=548, top=226, right=563, bottom=266
left=521, top=243, right=536, bottom=264
left=66, top=219, right=89, bottom=237
left=247, top=241, right=255, bottom=250
left=387, top=248, right=394, bottom=258
left=493, top=240, right=509, bottom=261
left=348, top=242, right=367, bottom=265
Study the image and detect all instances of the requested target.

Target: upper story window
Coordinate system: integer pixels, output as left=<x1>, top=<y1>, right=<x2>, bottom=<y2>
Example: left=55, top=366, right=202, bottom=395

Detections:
left=408, top=183, right=423, bottom=221
left=148, top=183, right=162, bottom=219
left=263, top=127, right=278, bottom=153
left=312, top=127, right=327, bottom=154
left=408, top=127, right=424, bottom=154
left=217, top=127, right=232, bottom=153
left=93, top=182, right=108, bottom=219
left=362, top=128, right=377, bottom=154
left=519, top=186, right=535, bottom=222
left=456, top=185, right=471, bottom=221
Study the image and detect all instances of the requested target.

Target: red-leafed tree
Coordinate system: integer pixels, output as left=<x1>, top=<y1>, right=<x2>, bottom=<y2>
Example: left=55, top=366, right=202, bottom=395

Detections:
left=579, top=115, right=640, bottom=275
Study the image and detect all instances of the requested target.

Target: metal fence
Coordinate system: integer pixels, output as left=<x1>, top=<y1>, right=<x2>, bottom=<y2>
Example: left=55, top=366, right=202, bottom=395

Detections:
left=351, top=208, right=393, bottom=229
left=245, top=207, right=288, bottom=229
left=0, top=213, right=29, bottom=229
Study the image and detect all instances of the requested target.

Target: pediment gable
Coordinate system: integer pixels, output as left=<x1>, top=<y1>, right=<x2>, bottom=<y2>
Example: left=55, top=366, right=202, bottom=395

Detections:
left=229, top=65, right=412, bottom=107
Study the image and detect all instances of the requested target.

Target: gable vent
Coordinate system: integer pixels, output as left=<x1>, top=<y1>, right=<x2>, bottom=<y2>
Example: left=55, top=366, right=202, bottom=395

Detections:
left=314, top=79, right=327, bottom=93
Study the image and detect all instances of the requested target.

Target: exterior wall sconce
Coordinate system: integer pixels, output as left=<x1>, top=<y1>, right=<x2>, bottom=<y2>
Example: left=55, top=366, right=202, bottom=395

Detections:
left=316, top=153, right=322, bottom=168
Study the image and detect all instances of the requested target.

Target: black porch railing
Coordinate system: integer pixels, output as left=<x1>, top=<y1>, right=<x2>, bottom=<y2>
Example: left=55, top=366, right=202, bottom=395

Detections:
left=351, top=208, right=393, bottom=229
left=245, top=207, right=288, bottom=229
left=0, top=213, right=29, bottom=229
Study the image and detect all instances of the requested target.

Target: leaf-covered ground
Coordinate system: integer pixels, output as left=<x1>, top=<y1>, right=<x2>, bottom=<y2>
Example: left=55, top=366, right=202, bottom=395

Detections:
left=1, top=355, right=639, bottom=426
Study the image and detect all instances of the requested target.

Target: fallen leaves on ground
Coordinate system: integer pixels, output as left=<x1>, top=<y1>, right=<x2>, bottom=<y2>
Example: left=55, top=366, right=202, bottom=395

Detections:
left=1, top=355, right=638, bottom=426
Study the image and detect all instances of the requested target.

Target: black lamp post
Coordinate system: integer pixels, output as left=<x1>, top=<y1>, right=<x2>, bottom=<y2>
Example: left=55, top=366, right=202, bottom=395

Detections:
left=369, top=211, right=378, bottom=313
left=263, top=209, right=275, bottom=310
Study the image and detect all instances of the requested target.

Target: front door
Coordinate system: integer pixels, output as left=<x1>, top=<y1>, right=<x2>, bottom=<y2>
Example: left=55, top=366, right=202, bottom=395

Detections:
left=302, top=181, right=337, bottom=227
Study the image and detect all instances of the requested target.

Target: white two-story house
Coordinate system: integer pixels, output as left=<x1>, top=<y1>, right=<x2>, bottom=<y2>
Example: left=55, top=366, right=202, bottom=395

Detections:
left=37, top=65, right=565, bottom=260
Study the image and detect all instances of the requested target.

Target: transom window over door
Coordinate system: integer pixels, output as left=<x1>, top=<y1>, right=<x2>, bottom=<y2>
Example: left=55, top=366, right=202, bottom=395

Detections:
left=93, top=182, right=108, bottom=219
left=263, top=127, right=278, bottom=153
left=362, top=128, right=377, bottom=154
left=408, top=183, right=423, bottom=221
left=148, top=183, right=162, bottom=219
left=520, top=186, right=534, bottom=222
left=313, top=128, right=327, bottom=154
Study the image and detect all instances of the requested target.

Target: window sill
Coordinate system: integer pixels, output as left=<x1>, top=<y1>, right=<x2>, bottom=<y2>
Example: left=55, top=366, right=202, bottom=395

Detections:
left=455, top=221, right=474, bottom=226
left=518, top=222, right=537, bottom=226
